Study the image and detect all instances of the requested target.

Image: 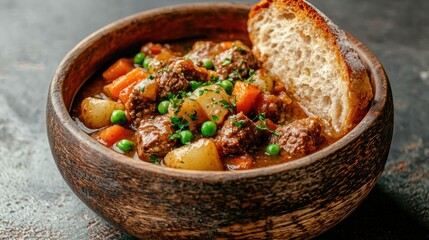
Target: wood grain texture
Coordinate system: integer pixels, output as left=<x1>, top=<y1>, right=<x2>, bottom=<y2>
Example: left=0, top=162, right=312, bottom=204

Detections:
left=46, top=3, right=393, bottom=239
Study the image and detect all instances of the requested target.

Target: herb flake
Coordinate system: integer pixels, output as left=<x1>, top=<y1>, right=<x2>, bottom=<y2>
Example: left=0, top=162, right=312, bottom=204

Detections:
left=150, top=155, right=160, bottom=165
left=222, top=58, right=232, bottom=66
left=219, top=100, right=234, bottom=112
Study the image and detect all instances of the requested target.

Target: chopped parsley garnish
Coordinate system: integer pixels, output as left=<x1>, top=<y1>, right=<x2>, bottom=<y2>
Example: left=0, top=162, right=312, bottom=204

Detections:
left=255, top=113, right=280, bottom=136
left=150, top=155, right=160, bottom=165
left=188, top=111, right=198, bottom=120
left=167, top=92, right=184, bottom=109
left=235, top=121, right=245, bottom=127
left=178, top=91, right=190, bottom=98
left=169, top=116, right=191, bottom=141
left=245, top=76, right=255, bottom=83
left=198, top=89, right=205, bottom=96
left=170, top=116, right=189, bottom=130
left=212, top=115, right=219, bottom=121
left=230, top=96, right=237, bottom=108
left=249, top=68, right=255, bottom=76
left=232, top=69, right=243, bottom=80
left=222, top=58, right=232, bottom=66
left=158, top=67, right=169, bottom=73
left=201, top=81, right=214, bottom=87
left=210, top=75, right=219, bottom=82
left=237, top=46, right=247, bottom=53
left=219, top=100, right=234, bottom=112
left=166, top=91, right=191, bottom=111
left=197, top=88, right=213, bottom=96
left=168, top=131, right=181, bottom=140
left=230, top=115, right=246, bottom=128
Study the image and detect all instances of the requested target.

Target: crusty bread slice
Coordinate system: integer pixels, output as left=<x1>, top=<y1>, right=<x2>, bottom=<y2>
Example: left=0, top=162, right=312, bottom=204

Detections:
left=248, top=0, right=373, bottom=138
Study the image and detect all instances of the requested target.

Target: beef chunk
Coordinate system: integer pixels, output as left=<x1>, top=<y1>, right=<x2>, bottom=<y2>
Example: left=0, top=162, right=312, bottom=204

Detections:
left=252, top=93, right=287, bottom=122
left=136, top=115, right=177, bottom=161
left=186, top=41, right=217, bottom=67
left=155, top=58, right=210, bottom=98
left=186, top=41, right=232, bottom=68
left=214, top=44, right=258, bottom=81
left=270, top=118, right=324, bottom=158
left=215, top=112, right=261, bottom=155
left=125, top=78, right=159, bottom=125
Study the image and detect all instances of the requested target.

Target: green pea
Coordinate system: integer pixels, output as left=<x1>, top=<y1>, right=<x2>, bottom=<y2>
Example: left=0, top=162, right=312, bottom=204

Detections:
left=143, top=58, right=152, bottom=70
left=110, top=110, right=127, bottom=125
left=116, top=139, right=134, bottom=152
left=220, top=80, right=233, bottom=95
left=134, top=53, right=146, bottom=65
left=189, top=80, right=202, bottom=91
left=203, top=59, right=214, bottom=70
left=157, top=100, right=170, bottom=115
left=265, top=144, right=280, bottom=156
left=180, top=130, right=193, bottom=145
left=201, top=121, right=217, bottom=137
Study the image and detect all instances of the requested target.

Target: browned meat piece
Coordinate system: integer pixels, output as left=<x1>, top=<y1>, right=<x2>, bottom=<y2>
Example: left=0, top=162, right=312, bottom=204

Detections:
left=186, top=41, right=232, bottom=68
left=155, top=58, right=210, bottom=98
left=125, top=78, right=159, bottom=125
left=214, top=44, right=258, bottom=81
left=252, top=93, right=287, bottom=122
left=136, top=115, right=177, bottom=161
left=214, top=112, right=261, bottom=156
left=270, top=118, right=324, bottom=158
left=186, top=41, right=217, bottom=67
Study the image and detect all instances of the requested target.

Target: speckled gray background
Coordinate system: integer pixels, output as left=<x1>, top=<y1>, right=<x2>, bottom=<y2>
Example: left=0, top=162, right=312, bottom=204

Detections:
left=0, top=0, right=428, bottom=239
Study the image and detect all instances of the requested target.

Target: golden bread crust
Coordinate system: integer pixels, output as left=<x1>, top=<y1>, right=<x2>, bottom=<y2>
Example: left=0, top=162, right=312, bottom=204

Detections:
left=248, top=0, right=373, bottom=138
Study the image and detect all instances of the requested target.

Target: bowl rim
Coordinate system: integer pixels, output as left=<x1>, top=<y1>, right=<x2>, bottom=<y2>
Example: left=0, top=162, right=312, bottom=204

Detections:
left=49, top=2, right=389, bottom=181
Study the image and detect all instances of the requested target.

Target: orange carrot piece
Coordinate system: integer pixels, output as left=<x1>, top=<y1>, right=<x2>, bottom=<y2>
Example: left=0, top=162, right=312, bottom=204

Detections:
left=102, top=58, right=134, bottom=82
left=232, top=81, right=261, bottom=115
left=150, top=44, right=163, bottom=55
left=220, top=41, right=233, bottom=49
left=96, top=125, right=133, bottom=147
left=224, top=154, right=254, bottom=170
left=109, top=68, right=149, bottom=100
left=118, top=81, right=138, bottom=104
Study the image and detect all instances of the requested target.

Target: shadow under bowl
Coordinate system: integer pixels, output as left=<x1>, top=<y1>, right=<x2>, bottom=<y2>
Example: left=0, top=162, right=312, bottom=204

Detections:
left=46, top=3, right=393, bottom=239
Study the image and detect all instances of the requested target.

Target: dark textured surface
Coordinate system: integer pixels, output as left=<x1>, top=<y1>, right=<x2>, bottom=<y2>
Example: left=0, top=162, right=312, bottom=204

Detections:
left=0, top=0, right=428, bottom=239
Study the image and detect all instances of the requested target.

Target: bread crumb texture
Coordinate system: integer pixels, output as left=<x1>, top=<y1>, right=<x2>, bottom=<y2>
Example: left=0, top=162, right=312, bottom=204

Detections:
left=248, top=0, right=373, bottom=138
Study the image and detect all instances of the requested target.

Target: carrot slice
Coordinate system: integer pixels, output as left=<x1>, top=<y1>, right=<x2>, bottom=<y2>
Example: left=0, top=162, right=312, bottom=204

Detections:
left=109, top=68, right=149, bottom=100
left=232, top=81, right=261, bottom=115
left=102, top=58, right=134, bottom=82
left=150, top=44, right=164, bottom=55
left=96, top=125, right=134, bottom=147
left=220, top=41, right=233, bottom=49
left=118, top=81, right=138, bottom=104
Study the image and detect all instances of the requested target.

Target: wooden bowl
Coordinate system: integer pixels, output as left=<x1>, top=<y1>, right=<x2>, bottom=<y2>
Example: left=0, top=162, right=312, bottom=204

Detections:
left=47, top=3, right=393, bottom=239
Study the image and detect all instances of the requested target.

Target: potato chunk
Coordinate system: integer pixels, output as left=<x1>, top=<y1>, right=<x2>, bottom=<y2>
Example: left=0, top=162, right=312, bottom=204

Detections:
left=193, top=85, right=229, bottom=125
left=80, top=97, right=124, bottom=129
left=164, top=138, right=223, bottom=171
left=173, top=98, right=208, bottom=131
